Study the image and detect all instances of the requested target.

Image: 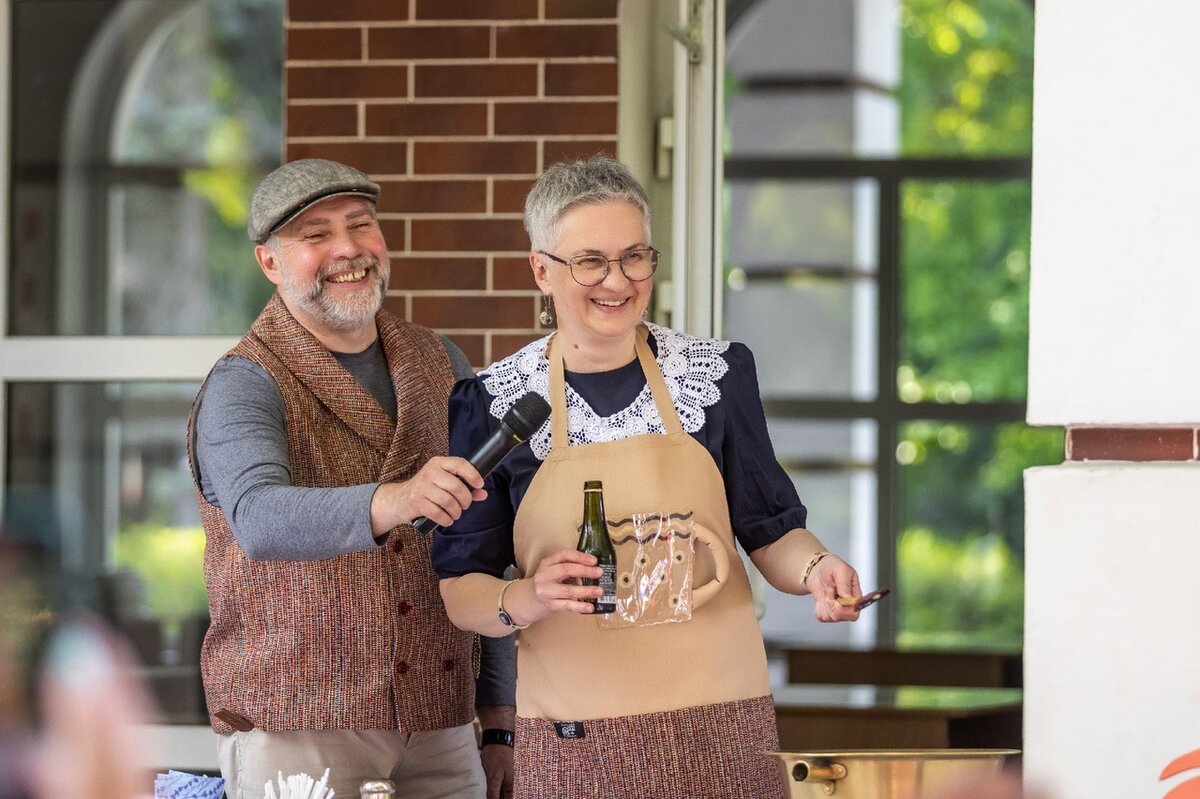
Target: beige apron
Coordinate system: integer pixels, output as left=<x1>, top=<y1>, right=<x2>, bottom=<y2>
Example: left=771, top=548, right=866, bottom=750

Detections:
left=511, top=327, right=783, bottom=799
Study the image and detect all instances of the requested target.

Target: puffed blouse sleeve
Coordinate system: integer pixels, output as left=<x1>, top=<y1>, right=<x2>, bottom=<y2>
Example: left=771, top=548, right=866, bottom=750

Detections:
left=431, top=377, right=517, bottom=579
left=714, top=342, right=809, bottom=553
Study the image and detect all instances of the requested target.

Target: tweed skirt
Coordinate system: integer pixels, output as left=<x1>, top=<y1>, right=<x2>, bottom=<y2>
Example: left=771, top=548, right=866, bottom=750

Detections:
left=514, top=695, right=784, bottom=799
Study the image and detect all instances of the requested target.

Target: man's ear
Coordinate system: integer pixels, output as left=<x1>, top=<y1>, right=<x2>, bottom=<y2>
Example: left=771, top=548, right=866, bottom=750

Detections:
left=529, top=251, right=551, bottom=293
left=255, top=243, right=284, bottom=286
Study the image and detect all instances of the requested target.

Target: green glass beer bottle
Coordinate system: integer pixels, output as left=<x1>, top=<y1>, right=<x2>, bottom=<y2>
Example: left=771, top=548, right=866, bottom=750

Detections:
left=577, top=480, right=617, bottom=614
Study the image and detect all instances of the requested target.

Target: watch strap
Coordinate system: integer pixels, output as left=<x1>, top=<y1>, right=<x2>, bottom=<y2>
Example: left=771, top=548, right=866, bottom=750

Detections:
left=479, top=728, right=515, bottom=748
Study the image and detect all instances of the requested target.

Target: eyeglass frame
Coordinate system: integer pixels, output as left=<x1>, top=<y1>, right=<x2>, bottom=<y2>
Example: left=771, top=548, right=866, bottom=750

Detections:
left=537, top=247, right=661, bottom=287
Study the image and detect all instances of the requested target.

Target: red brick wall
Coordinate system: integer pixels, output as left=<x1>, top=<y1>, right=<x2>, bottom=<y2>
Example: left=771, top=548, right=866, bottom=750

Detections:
left=283, top=0, right=620, bottom=367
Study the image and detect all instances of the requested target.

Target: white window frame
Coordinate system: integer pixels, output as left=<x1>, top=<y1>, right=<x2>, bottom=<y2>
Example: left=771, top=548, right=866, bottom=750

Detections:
left=0, top=1, right=235, bottom=769
left=616, top=0, right=724, bottom=340
left=670, top=0, right=726, bottom=339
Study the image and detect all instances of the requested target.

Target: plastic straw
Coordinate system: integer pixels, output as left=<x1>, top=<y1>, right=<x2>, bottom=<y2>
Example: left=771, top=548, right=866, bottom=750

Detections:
left=264, top=770, right=334, bottom=799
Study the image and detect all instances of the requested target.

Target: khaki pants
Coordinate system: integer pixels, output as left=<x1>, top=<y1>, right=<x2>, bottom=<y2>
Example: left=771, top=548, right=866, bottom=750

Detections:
left=217, top=723, right=485, bottom=799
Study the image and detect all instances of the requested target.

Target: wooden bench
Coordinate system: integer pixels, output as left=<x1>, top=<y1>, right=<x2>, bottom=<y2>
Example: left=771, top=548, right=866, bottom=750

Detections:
left=766, top=644, right=1023, bottom=751
left=772, top=644, right=1022, bottom=689
left=772, top=683, right=1023, bottom=751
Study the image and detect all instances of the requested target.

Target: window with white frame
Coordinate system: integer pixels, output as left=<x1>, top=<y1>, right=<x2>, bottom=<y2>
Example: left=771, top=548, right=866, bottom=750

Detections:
left=2, top=0, right=281, bottom=727
left=720, top=0, right=1058, bottom=652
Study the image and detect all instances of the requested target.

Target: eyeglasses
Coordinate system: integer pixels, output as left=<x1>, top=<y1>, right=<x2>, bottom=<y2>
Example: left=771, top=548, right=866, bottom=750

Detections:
left=538, top=247, right=660, bottom=287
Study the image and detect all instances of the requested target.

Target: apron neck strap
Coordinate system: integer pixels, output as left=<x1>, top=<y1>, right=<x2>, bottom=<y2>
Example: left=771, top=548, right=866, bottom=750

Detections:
left=547, top=325, right=684, bottom=451
left=635, top=327, right=684, bottom=436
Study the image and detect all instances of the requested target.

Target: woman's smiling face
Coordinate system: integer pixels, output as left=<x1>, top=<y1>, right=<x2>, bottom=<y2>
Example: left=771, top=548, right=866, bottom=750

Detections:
left=531, top=200, right=653, bottom=362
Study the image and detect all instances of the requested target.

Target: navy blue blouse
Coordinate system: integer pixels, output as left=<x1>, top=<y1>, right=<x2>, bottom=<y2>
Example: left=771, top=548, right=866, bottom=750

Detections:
left=431, top=336, right=807, bottom=579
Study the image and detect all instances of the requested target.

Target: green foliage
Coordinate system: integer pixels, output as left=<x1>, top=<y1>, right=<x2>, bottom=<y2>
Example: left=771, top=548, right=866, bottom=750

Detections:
left=900, top=179, right=1031, bottom=402
left=895, top=2, right=1042, bottom=647
left=120, top=0, right=282, bottom=165
left=982, top=424, right=1065, bottom=495
left=899, top=422, right=1063, bottom=555
left=192, top=167, right=275, bottom=333
left=897, top=2, right=1035, bottom=403
left=114, top=523, right=208, bottom=621
left=896, top=422, right=1062, bottom=647
left=897, top=527, right=1023, bottom=649
left=899, top=0, right=1034, bottom=156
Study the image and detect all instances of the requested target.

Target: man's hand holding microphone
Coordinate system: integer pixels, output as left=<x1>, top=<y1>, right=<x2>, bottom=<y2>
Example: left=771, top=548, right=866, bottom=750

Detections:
left=371, top=392, right=551, bottom=537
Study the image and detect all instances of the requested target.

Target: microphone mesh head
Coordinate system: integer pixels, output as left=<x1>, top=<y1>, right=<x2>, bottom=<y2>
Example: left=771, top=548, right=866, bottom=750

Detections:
left=504, top=391, right=551, bottom=439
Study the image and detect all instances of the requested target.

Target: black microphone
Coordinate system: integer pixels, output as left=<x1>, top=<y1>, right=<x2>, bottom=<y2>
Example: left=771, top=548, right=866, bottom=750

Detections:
left=413, top=390, right=551, bottom=534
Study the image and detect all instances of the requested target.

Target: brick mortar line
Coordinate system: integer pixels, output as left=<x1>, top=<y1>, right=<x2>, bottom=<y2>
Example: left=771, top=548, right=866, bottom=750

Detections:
left=388, top=254, right=531, bottom=260
left=287, top=21, right=619, bottom=29
left=388, top=290, right=538, bottom=295
left=285, top=56, right=614, bottom=63
left=286, top=135, right=618, bottom=142
left=425, top=328, right=548, bottom=334
left=285, top=98, right=540, bottom=105
left=287, top=98, right=616, bottom=106
left=384, top=214, right=526, bottom=219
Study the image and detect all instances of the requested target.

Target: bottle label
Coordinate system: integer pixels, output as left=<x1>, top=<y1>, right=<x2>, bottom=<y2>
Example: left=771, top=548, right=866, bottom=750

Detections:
left=596, top=563, right=617, bottom=614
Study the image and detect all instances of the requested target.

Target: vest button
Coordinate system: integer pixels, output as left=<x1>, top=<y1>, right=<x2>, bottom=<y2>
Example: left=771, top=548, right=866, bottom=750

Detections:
left=442, top=658, right=455, bottom=671
left=392, top=538, right=404, bottom=553
left=397, top=601, right=413, bottom=615
left=397, top=661, right=409, bottom=675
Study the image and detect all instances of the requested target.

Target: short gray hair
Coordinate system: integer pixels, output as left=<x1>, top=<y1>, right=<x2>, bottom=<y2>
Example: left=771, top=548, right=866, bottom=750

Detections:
left=523, top=155, right=652, bottom=251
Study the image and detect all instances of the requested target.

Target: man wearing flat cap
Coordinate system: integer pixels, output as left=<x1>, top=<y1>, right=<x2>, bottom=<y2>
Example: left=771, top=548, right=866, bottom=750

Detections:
left=188, top=159, right=515, bottom=798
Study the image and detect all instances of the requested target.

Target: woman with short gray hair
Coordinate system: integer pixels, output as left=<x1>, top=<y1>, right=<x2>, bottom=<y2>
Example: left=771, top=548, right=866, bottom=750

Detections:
left=436, top=154, right=864, bottom=799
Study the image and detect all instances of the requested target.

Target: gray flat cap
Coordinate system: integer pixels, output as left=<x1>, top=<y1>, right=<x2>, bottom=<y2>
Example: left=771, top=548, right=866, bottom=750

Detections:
left=247, top=158, right=381, bottom=242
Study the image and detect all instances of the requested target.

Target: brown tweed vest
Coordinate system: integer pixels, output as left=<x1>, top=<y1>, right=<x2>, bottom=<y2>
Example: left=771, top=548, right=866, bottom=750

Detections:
left=189, top=293, right=475, bottom=735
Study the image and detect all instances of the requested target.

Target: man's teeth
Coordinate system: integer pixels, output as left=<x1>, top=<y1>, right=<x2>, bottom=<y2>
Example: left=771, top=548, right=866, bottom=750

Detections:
left=328, top=269, right=367, bottom=283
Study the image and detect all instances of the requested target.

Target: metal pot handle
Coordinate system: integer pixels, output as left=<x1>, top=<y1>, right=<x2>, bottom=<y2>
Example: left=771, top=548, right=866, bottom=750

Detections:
left=792, top=760, right=848, bottom=796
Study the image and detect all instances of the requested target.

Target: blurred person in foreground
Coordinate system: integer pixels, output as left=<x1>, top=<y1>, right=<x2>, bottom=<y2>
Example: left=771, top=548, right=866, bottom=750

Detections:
left=434, top=155, right=863, bottom=799
left=189, top=159, right=514, bottom=799
left=1, top=540, right=148, bottom=799
left=32, top=618, right=152, bottom=799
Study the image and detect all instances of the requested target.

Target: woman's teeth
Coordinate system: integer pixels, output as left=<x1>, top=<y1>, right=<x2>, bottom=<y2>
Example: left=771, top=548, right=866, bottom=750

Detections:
left=593, top=298, right=626, bottom=307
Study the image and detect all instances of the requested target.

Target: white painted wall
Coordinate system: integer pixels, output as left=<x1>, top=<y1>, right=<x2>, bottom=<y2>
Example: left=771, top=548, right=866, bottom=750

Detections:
left=1026, top=2, right=1200, bottom=796
left=1027, top=0, right=1200, bottom=426
left=1024, top=464, right=1200, bottom=799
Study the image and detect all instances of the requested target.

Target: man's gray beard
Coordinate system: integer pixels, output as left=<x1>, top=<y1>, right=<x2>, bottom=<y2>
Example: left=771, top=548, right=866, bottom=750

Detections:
left=283, top=256, right=388, bottom=332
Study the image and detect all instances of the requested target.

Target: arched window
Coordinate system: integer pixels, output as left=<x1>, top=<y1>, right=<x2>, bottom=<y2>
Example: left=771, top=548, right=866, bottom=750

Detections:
left=3, top=0, right=282, bottom=730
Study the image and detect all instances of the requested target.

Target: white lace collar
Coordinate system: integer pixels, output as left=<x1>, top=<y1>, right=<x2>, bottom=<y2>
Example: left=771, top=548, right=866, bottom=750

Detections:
left=480, top=323, right=730, bottom=461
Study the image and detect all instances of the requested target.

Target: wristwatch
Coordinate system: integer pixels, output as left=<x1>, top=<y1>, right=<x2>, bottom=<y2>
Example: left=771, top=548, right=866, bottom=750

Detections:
left=497, top=579, right=529, bottom=629
left=479, top=728, right=515, bottom=749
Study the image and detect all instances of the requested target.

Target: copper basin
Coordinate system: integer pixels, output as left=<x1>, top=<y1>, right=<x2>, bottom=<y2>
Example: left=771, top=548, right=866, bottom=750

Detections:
left=769, top=749, right=1020, bottom=798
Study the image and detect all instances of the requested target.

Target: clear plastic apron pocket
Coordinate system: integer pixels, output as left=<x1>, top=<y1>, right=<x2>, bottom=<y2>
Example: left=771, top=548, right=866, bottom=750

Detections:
left=598, top=511, right=728, bottom=630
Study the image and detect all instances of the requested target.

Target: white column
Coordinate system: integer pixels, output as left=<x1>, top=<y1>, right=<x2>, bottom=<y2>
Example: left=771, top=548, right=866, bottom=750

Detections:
left=1026, top=1, right=1200, bottom=797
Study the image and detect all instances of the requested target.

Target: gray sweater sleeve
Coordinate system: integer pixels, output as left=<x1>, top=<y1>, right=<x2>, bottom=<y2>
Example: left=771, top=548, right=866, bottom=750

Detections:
left=476, top=632, right=516, bottom=706
left=194, top=356, right=380, bottom=560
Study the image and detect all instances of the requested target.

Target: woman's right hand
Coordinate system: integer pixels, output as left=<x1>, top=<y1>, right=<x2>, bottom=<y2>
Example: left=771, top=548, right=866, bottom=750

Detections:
left=528, top=548, right=605, bottom=617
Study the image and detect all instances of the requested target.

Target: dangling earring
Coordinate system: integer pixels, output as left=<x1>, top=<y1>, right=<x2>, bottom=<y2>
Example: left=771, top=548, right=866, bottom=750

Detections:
left=539, top=294, right=555, bottom=327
